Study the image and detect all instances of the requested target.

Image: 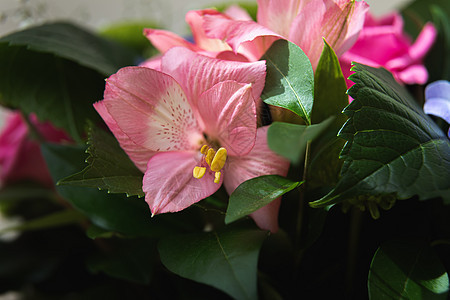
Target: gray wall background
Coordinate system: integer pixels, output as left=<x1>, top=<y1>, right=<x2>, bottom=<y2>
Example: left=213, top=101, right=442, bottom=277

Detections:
left=0, top=0, right=413, bottom=37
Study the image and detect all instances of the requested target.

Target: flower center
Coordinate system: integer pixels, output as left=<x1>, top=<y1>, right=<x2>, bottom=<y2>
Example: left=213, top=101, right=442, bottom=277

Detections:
left=192, top=145, right=228, bottom=184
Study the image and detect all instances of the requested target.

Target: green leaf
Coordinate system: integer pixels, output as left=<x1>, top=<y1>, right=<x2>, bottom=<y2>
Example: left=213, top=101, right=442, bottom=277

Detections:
left=0, top=22, right=137, bottom=76
left=88, top=238, right=157, bottom=284
left=267, top=117, right=334, bottom=164
left=58, top=125, right=144, bottom=197
left=100, top=21, right=159, bottom=58
left=0, top=45, right=104, bottom=142
left=310, top=63, right=450, bottom=208
left=312, top=39, right=348, bottom=124
left=158, top=226, right=267, bottom=300
left=261, top=40, right=314, bottom=125
left=368, top=239, right=449, bottom=300
left=226, top=175, right=302, bottom=224
left=0, top=210, right=85, bottom=235
left=41, top=143, right=190, bottom=237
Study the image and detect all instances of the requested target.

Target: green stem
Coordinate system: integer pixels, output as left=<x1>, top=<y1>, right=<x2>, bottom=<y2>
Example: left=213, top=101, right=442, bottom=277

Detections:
left=345, top=207, right=363, bottom=297
left=294, top=140, right=312, bottom=264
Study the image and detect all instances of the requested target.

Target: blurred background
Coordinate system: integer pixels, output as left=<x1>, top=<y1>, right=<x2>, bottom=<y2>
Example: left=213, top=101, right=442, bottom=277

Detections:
left=0, top=0, right=413, bottom=37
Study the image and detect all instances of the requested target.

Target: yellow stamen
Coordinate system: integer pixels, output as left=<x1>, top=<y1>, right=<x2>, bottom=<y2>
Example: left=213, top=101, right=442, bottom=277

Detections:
left=205, top=148, right=216, bottom=166
left=214, top=171, right=221, bottom=184
left=193, top=166, right=206, bottom=179
left=210, top=147, right=227, bottom=172
left=200, top=145, right=209, bottom=155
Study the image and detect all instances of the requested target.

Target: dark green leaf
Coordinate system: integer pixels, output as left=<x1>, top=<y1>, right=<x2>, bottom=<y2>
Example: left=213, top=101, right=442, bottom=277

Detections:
left=58, top=125, right=144, bottom=197
left=261, top=40, right=314, bottom=125
left=226, top=175, right=302, bottom=224
left=88, top=238, right=157, bottom=284
left=368, top=239, right=449, bottom=299
left=0, top=210, right=85, bottom=235
left=310, top=63, right=450, bottom=208
left=312, top=39, right=348, bottom=124
left=0, top=45, right=104, bottom=142
left=0, top=22, right=137, bottom=75
left=267, top=117, right=334, bottom=164
left=158, top=226, right=267, bottom=300
left=41, top=143, right=190, bottom=237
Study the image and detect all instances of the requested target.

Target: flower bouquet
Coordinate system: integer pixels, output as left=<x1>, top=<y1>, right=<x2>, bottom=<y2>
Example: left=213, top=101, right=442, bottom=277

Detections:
left=0, top=0, right=449, bottom=299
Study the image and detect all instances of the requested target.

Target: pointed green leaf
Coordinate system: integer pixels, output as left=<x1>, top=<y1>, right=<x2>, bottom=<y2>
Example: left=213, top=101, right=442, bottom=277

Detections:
left=267, top=117, right=334, bottom=164
left=261, top=40, right=314, bottom=125
left=58, top=125, right=144, bottom=197
left=369, top=239, right=449, bottom=299
left=312, top=39, right=348, bottom=124
left=0, top=22, right=136, bottom=75
left=226, top=175, right=302, bottom=224
left=310, top=63, right=450, bottom=208
left=158, top=226, right=267, bottom=300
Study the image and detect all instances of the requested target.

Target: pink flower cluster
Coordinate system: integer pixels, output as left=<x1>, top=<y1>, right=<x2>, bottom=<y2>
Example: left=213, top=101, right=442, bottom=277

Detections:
left=1, top=0, right=436, bottom=232
left=0, top=111, right=69, bottom=189
left=94, top=0, right=437, bottom=232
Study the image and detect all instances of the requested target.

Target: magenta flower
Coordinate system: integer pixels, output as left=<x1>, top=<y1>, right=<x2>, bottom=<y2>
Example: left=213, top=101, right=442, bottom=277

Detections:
left=144, top=0, right=369, bottom=69
left=94, top=47, right=289, bottom=232
left=340, top=13, right=437, bottom=87
left=0, top=111, right=69, bottom=188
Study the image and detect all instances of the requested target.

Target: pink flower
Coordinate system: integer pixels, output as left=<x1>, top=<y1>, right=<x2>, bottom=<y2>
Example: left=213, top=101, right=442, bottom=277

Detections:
left=0, top=111, right=69, bottom=188
left=339, top=13, right=437, bottom=86
left=144, top=0, right=369, bottom=69
left=94, top=47, right=289, bottom=232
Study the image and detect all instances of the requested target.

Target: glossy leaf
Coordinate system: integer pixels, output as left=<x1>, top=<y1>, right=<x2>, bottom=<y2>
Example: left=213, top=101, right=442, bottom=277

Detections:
left=58, top=125, right=144, bottom=197
left=310, top=63, right=450, bottom=208
left=267, top=117, right=334, bottom=164
left=41, top=143, right=191, bottom=237
left=0, top=46, right=104, bottom=142
left=312, top=39, right=348, bottom=124
left=0, top=22, right=136, bottom=76
left=226, top=175, right=302, bottom=224
left=158, top=226, right=267, bottom=300
left=261, top=40, right=314, bottom=125
left=369, top=239, right=449, bottom=299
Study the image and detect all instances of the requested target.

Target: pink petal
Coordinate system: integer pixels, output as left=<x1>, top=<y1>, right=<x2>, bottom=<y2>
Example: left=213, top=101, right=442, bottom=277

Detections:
left=94, top=101, right=153, bottom=172
left=289, top=0, right=369, bottom=69
left=139, top=55, right=162, bottom=71
left=197, top=81, right=257, bottom=156
left=224, top=5, right=253, bottom=21
left=99, top=66, right=203, bottom=156
left=202, top=14, right=281, bottom=61
left=143, top=28, right=199, bottom=54
left=144, top=151, right=221, bottom=215
left=161, top=47, right=266, bottom=108
left=186, top=10, right=233, bottom=52
left=395, top=64, right=428, bottom=85
left=257, top=0, right=306, bottom=37
left=409, top=22, right=437, bottom=61
left=223, top=126, right=290, bottom=232
left=0, top=112, right=62, bottom=188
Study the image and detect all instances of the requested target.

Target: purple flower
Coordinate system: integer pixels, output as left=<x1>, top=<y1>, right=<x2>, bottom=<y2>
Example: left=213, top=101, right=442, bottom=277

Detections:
left=424, top=80, right=450, bottom=137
